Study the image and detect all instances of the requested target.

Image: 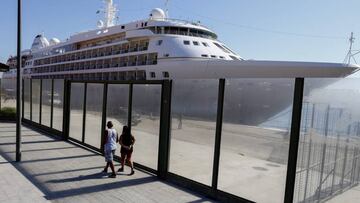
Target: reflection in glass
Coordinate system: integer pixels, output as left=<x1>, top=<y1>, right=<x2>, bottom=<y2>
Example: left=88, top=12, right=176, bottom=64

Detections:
left=106, top=84, right=129, bottom=140
left=218, top=79, right=294, bottom=203
left=69, top=83, right=84, bottom=141
left=132, top=84, right=161, bottom=170
left=53, top=79, right=64, bottom=131
left=294, top=78, right=360, bottom=203
left=170, top=79, right=218, bottom=185
left=84, top=84, right=103, bottom=149
left=0, top=79, right=17, bottom=110
left=41, top=79, right=52, bottom=127
left=32, top=79, right=41, bottom=123
left=24, top=79, right=31, bottom=119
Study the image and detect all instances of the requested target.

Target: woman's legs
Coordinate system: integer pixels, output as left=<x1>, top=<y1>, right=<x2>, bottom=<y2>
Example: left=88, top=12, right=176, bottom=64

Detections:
left=118, top=153, right=125, bottom=172
left=126, top=153, right=134, bottom=175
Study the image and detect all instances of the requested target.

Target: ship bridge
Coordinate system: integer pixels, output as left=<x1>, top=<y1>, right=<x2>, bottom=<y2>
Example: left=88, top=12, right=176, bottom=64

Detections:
left=0, top=63, right=9, bottom=72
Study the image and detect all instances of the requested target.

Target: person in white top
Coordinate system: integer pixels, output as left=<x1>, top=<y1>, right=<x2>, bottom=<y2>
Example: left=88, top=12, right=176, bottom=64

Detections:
left=102, top=121, right=118, bottom=178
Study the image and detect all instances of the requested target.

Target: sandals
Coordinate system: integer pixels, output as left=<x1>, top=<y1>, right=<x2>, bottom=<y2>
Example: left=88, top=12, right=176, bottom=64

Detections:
left=108, top=173, right=117, bottom=178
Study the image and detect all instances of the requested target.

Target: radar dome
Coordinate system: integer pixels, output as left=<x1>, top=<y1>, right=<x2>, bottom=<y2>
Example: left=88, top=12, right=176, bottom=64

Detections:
left=149, top=8, right=166, bottom=20
left=31, top=34, right=50, bottom=51
left=49, top=38, right=60, bottom=46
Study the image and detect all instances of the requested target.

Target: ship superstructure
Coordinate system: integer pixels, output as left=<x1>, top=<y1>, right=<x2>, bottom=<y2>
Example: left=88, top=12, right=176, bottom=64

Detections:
left=9, top=5, right=243, bottom=81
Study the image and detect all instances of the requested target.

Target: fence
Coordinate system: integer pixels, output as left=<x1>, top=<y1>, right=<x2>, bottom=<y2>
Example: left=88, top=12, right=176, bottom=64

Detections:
left=294, top=103, right=360, bottom=203
left=18, top=77, right=360, bottom=203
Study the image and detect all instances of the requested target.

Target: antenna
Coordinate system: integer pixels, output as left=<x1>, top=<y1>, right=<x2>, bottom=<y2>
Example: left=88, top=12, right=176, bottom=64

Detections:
left=344, top=32, right=360, bottom=64
left=164, top=0, right=170, bottom=18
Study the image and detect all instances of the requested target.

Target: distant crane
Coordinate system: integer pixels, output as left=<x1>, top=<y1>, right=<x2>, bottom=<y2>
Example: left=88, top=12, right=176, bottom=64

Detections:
left=344, top=32, right=360, bottom=64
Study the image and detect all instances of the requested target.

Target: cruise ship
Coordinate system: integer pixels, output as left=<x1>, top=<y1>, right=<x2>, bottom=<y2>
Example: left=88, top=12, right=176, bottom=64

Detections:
left=3, top=0, right=359, bottom=125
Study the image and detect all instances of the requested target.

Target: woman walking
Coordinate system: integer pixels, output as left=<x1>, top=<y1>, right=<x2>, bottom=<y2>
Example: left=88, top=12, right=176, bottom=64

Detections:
left=118, top=126, right=135, bottom=175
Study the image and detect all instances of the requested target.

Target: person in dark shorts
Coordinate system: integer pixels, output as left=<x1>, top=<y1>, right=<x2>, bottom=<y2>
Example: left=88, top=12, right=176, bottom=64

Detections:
left=103, top=121, right=118, bottom=178
left=118, top=125, right=135, bottom=175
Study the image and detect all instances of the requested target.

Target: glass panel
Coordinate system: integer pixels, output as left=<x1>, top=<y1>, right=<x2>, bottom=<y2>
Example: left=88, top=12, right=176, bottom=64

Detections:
left=218, top=79, right=295, bottom=203
left=106, top=84, right=129, bottom=141
left=170, top=79, right=218, bottom=185
left=31, top=79, right=41, bottom=123
left=24, top=79, right=31, bottom=119
left=69, top=83, right=84, bottom=141
left=132, top=84, right=161, bottom=170
left=41, top=79, right=52, bottom=127
left=0, top=78, right=17, bottom=110
left=84, top=84, right=104, bottom=149
left=294, top=78, right=360, bottom=203
left=53, top=79, right=64, bottom=131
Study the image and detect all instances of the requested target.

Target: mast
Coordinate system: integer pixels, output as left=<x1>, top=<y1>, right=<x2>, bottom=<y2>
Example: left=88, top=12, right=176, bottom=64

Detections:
left=344, top=32, right=359, bottom=64
left=103, top=0, right=117, bottom=27
left=164, top=0, right=170, bottom=18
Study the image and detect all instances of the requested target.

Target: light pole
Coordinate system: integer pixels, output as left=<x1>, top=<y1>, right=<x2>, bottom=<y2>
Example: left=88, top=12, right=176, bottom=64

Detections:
left=16, top=0, right=22, bottom=162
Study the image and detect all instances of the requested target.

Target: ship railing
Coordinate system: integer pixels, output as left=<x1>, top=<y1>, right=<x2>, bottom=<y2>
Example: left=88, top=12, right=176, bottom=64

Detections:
left=139, top=46, right=148, bottom=51
left=154, top=18, right=209, bottom=29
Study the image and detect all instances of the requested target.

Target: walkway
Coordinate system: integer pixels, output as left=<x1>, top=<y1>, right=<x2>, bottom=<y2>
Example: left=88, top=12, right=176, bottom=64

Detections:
left=0, top=122, right=214, bottom=203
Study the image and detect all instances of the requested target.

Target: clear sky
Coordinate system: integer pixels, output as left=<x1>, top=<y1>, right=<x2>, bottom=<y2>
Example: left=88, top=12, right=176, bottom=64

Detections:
left=1, top=0, right=360, bottom=64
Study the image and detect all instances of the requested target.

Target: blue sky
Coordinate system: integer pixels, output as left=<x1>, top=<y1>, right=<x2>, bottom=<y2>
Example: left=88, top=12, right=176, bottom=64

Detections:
left=1, top=0, right=360, bottom=64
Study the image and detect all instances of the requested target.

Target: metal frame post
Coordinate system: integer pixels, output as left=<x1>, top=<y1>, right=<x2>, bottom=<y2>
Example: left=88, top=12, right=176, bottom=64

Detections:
left=317, top=105, right=331, bottom=201
left=331, top=133, right=341, bottom=194
left=340, top=126, right=350, bottom=190
left=30, top=78, right=32, bottom=121
left=284, top=78, right=304, bottom=203
left=212, top=79, right=225, bottom=190
left=0, top=79, right=2, bottom=110
left=128, top=83, right=133, bottom=131
left=100, top=83, right=108, bottom=153
left=158, top=80, right=172, bottom=179
left=50, top=79, right=54, bottom=128
left=82, top=83, right=87, bottom=143
left=350, top=146, right=358, bottom=184
left=15, top=0, right=22, bottom=162
left=21, top=79, right=24, bottom=119
left=39, top=79, right=43, bottom=124
left=356, top=146, right=360, bottom=182
left=62, top=80, right=71, bottom=140
left=303, top=103, right=316, bottom=201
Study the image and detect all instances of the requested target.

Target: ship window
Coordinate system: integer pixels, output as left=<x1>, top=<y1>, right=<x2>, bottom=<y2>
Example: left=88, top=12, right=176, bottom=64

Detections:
left=121, top=26, right=125, bottom=29
left=162, top=72, right=169, bottom=78
left=229, top=55, right=239, bottom=60
left=193, top=41, right=199, bottom=46
left=157, top=40, right=163, bottom=46
left=150, top=72, right=156, bottom=78
left=219, top=56, right=225, bottom=59
left=211, top=55, right=217, bottom=58
left=202, top=42, right=209, bottom=47
left=144, top=22, right=148, bottom=26
left=183, top=40, right=190, bottom=45
left=213, top=42, right=230, bottom=53
left=201, top=54, right=209, bottom=58
left=222, top=44, right=237, bottom=55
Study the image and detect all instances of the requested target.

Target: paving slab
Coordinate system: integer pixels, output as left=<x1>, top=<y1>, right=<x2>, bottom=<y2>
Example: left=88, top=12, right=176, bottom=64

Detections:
left=0, top=122, right=215, bottom=203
